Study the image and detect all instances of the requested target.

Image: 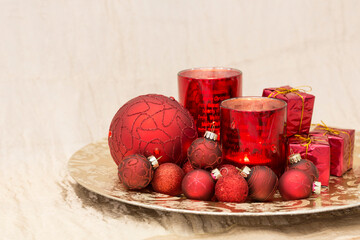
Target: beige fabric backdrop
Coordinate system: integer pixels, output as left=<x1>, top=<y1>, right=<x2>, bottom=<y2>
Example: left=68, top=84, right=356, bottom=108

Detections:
left=1, top=0, right=360, bottom=239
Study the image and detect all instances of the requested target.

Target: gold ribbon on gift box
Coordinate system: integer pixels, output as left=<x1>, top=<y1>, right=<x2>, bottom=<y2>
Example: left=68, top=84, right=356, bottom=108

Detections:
left=316, top=121, right=352, bottom=168
left=267, top=86, right=312, bottom=132
left=294, top=134, right=327, bottom=159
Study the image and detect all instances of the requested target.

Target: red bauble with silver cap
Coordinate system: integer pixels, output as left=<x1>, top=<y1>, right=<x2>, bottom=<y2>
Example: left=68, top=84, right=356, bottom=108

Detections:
left=288, top=152, right=319, bottom=181
left=118, top=154, right=159, bottom=190
left=278, top=168, right=321, bottom=200
left=181, top=169, right=220, bottom=200
left=187, top=125, right=222, bottom=170
left=215, top=172, right=248, bottom=203
left=241, top=165, right=278, bottom=202
left=151, top=163, right=185, bottom=196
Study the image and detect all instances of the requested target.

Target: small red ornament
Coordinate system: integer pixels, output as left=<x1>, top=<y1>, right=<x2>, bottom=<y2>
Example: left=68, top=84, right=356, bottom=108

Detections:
left=187, top=128, right=222, bottom=170
left=182, top=160, right=194, bottom=174
left=241, top=166, right=278, bottom=201
left=215, top=174, right=248, bottom=203
left=288, top=153, right=319, bottom=181
left=218, top=164, right=240, bottom=177
left=151, top=163, right=185, bottom=196
left=118, top=154, right=159, bottom=190
left=279, top=169, right=318, bottom=200
left=182, top=169, right=215, bottom=200
left=108, top=94, right=198, bottom=166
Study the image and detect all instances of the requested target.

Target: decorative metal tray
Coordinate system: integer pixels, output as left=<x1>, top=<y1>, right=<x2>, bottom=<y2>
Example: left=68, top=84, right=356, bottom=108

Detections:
left=68, top=133, right=360, bottom=216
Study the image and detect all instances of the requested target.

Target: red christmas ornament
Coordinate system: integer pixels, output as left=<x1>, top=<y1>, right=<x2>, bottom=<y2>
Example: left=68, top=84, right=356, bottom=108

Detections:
left=241, top=166, right=278, bottom=201
left=187, top=129, right=222, bottom=170
left=278, top=169, right=318, bottom=200
left=118, top=154, right=159, bottom=190
left=218, top=164, right=240, bottom=177
left=182, top=160, right=194, bottom=175
left=151, top=163, right=185, bottom=196
left=288, top=153, right=319, bottom=181
left=182, top=169, right=215, bottom=200
left=215, top=174, right=248, bottom=203
left=108, top=94, right=198, bottom=166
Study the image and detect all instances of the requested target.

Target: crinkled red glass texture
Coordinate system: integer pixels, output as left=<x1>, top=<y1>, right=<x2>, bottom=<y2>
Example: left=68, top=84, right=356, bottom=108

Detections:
left=178, top=67, right=242, bottom=139
left=220, top=97, right=287, bottom=176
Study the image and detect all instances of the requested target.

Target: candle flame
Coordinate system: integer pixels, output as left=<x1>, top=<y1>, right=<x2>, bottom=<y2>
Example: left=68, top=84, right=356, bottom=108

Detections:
left=244, top=155, right=250, bottom=162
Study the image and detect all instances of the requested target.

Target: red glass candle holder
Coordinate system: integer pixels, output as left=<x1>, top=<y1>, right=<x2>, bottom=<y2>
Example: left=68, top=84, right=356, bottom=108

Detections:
left=178, top=67, right=242, bottom=138
left=220, top=97, right=287, bottom=176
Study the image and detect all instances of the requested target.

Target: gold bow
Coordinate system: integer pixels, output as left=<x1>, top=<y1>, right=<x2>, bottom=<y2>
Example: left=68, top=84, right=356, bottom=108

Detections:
left=268, top=86, right=312, bottom=132
left=316, top=121, right=352, bottom=168
left=293, top=134, right=328, bottom=158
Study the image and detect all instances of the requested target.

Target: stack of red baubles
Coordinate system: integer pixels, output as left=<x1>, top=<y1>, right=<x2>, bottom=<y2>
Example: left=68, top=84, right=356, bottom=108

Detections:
left=109, top=88, right=355, bottom=203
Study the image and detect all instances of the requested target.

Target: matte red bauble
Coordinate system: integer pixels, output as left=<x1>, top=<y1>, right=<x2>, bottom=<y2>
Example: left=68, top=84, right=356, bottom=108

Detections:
left=218, top=164, right=240, bottom=177
left=278, top=169, right=313, bottom=200
left=187, top=135, right=222, bottom=170
left=288, top=153, right=319, bottom=181
left=108, top=94, right=198, bottom=166
left=182, top=169, right=215, bottom=200
left=215, top=174, right=248, bottom=203
left=182, top=160, right=194, bottom=175
left=151, top=163, right=185, bottom=196
left=118, top=154, right=156, bottom=190
left=244, top=166, right=278, bottom=201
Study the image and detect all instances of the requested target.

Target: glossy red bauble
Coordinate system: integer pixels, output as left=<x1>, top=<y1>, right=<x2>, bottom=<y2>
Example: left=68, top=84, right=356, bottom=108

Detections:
left=278, top=169, right=313, bottom=200
left=215, top=174, right=248, bottom=203
left=187, top=137, right=222, bottom=170
left=288, top=159, right=319, bottom=181
left=182, top=169, right=215, bottom=200
left=151, top=163, right=185, bottom=196
left=118, top=154, right=154, bottom=190
left=108, top=94, right=198, bottom=166
left=246, top=166, right=278, bottom=201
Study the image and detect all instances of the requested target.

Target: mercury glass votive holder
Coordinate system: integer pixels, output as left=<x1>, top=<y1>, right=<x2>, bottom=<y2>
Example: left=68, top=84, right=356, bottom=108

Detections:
left=178, top=67, right=242, bottom=139
left=220, top=97, right=287, bottom=176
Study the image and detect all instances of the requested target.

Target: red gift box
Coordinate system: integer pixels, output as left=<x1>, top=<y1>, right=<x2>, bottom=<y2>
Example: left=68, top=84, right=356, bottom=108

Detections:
left=262, top=86, right=315, bottom=137
left=312, top=122, right=355, bottom=176
left=288, top=134, right=330, bottom=186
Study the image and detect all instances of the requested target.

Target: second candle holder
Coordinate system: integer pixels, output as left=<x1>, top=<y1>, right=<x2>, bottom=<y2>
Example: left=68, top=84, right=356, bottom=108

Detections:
left=220, top=97, right=287, bottom=176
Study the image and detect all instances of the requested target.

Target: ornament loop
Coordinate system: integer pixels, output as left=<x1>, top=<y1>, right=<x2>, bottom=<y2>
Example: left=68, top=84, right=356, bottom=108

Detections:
left=288, top=152, right=302, bottom=164
left=204, top=131, right=218, bottom=141
left=240, top=166, right=251, bottom=178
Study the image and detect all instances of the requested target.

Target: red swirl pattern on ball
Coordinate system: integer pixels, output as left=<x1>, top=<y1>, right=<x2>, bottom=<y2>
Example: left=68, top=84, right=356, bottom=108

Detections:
left=118, top=154, right=154, bottom=190
left=247, top=166, right=278, bottom=201
left=187, top=138, right=222, bottom=170
left=108, top=94, right=198, bottom=166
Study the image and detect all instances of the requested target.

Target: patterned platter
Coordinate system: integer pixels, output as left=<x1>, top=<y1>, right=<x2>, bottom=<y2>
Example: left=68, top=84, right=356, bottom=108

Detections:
left=68, top=133, right=360, bottom=216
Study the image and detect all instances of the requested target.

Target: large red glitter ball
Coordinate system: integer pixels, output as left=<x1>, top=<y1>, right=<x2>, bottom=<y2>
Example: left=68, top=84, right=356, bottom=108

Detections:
left=118, top=154, right=154, bottom=190
left=182, top=169, right=215, bottom=200
left=289, top=159, right=319, bottom=181
left=218, top=164, right=240, bottom=177
left=247, top=166, right=278, bottom=201
left=151, top=163, right=185, bottom=196
left=187, top=138, right=222, bottom=170
left=108, top=94, right=198, bottom=166
left=182, top=160, right=194, bottom=175
left=278, top=169, right=313, bottom=200
left=215, top=174, right=248, bottom=203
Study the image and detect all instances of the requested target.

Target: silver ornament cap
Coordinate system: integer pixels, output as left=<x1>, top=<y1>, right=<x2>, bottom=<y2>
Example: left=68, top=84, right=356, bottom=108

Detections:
left=147, top=155, right=159, bottom=169
left=240, top=166, right=251, bottom=178
left=204, top=131, right=218, bottom=141
left=289, top=153, right=302, bottom=164
left=211, top=168, right=222, bottom=180
left=312, top=181, right=321, bottom=194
